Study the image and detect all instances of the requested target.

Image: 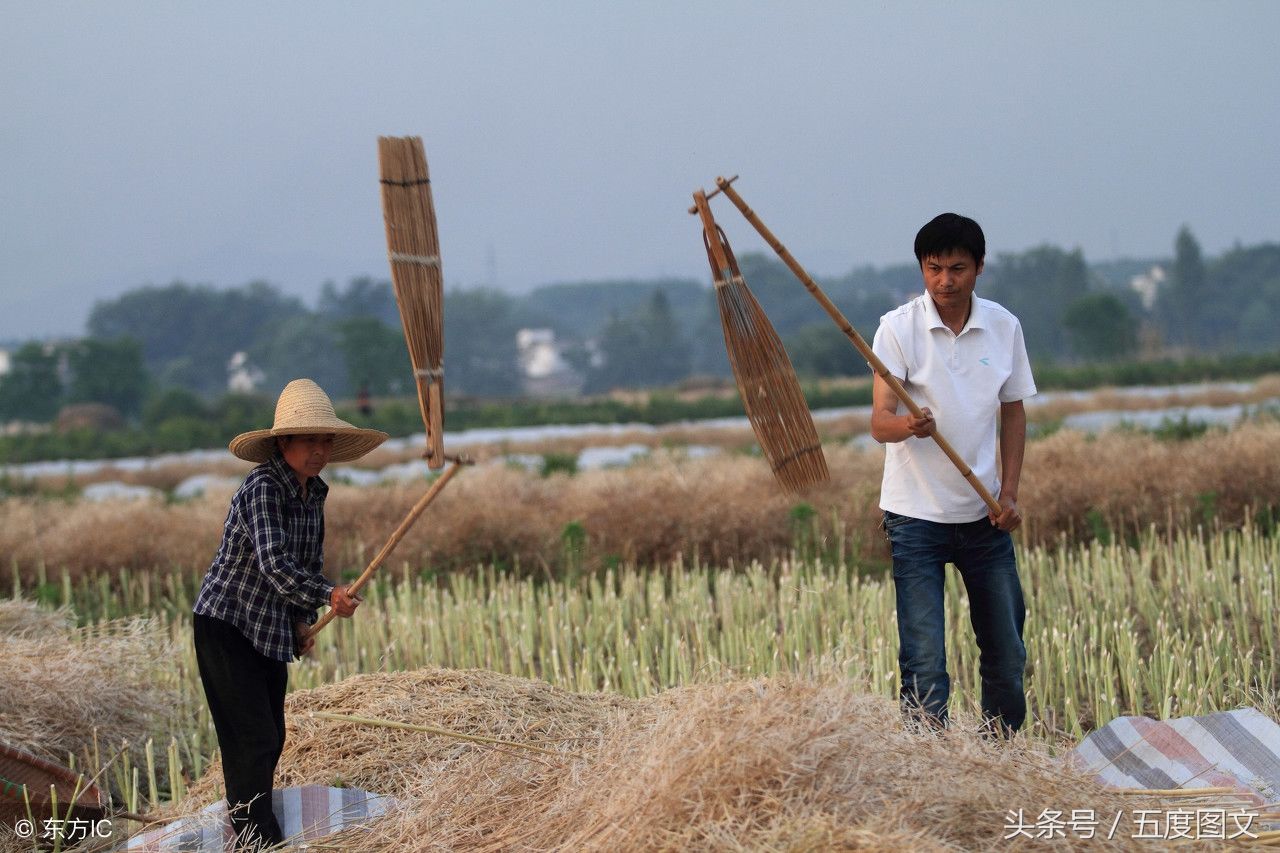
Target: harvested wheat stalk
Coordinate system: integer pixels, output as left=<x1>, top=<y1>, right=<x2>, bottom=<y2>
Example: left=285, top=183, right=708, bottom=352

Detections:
left=379, top=136, right=445, bottom=468
left=306, top=711, right=576, bottom=759
left=691, top=190, right=827, bottom=493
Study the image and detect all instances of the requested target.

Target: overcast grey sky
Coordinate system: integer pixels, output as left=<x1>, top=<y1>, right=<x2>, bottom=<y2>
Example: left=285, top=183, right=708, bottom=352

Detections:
left=3, top=1, right=1278, bottom=340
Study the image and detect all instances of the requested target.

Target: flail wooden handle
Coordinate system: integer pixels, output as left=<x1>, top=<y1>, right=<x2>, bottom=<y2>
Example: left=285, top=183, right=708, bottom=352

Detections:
left=305, top=459, right=466, bottom=640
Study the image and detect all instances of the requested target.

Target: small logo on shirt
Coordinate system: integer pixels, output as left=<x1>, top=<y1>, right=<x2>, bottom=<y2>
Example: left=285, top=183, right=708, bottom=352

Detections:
left=978, top=357, right=990, bottom=366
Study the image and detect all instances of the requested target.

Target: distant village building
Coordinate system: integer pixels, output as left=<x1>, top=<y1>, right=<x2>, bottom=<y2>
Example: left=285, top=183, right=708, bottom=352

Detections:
left=516, top=328, right=584, bottom=397
left=0, top=341, right=70, bottom=381
left=56, top=402, right=124, bottom=433
left=227, top=351, right=265, bottom=393
left=1129, top=264, right=1165, bottom=312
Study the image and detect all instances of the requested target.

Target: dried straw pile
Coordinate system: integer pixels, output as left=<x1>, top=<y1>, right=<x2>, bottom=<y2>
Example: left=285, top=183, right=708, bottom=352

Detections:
left=185, top=668, right=1165, bottom=851
left=185, top=668, right=637, bottom=804
left=0, top=599, right=177, bottom=765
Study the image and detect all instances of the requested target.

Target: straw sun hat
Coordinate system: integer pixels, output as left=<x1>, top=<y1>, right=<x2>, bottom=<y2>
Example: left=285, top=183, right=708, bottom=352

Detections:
left=230, top=379, right=389, bottom=464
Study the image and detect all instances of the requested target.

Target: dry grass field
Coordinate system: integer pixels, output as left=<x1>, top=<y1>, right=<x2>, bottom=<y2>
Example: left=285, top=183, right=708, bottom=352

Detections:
left=4, top=421, right=1279, bottom=584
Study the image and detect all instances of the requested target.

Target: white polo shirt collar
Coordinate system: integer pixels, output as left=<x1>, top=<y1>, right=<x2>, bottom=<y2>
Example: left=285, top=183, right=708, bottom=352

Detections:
left=922, top=293, right=987, bottom=335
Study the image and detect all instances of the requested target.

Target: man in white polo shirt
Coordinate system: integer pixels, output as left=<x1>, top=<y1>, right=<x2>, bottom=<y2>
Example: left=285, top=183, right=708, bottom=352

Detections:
left=870, top=212, right=1036, bottom=735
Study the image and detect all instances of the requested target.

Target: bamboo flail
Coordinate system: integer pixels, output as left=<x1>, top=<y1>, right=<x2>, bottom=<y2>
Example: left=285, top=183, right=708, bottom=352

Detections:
left=305, top=459, right=466, bottom=640
left=711, top=176, right=1002, bottom=516
left=692, top=190, right=827, bottom=493
left=379, top=136, right=445, bottom=467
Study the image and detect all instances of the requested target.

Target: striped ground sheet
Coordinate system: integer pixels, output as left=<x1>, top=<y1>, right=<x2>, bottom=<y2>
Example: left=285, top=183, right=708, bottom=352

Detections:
left=1069, top=708, right=1280, bottom=803
left=1064, top=709, right=1280, bottom=841
left=123, top=785, right=392, bottom=851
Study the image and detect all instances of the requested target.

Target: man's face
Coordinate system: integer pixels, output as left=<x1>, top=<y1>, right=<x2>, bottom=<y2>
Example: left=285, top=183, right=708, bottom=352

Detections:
left=280, top=433, right=335, bottom=480
left=921, top=250, right=983, bottom=314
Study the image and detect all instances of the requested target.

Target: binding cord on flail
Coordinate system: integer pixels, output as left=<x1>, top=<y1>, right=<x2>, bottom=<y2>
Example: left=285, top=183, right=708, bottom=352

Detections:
left=379, top=136, right=446, bottom=467
left=695, top=195, right=828, bottom=493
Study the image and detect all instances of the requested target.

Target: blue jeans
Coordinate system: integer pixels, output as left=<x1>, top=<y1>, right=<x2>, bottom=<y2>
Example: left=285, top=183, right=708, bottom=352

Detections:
left=884, top=511, right=1027, bottom=733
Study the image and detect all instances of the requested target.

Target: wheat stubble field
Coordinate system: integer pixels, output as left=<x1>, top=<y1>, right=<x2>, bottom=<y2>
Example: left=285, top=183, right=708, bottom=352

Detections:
left=3, top=401, right=1279, bottom=850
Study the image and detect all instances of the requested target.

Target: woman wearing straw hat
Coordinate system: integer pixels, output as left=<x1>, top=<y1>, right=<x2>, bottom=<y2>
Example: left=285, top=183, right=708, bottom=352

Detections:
left=192, top=379, right=387, bottom=849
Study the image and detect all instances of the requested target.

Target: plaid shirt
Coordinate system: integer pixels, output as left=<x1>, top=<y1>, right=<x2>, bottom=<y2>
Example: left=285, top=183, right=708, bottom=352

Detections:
left=194, top=452, right=335, bottom=661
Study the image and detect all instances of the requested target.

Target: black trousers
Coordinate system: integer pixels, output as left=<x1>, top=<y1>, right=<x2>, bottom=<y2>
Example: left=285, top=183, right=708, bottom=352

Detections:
left=193, top=614, right=287, bottom=848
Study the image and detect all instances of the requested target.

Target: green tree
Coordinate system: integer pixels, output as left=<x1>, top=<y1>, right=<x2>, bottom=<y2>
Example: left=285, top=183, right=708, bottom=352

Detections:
left=588, top=288, right=693, bottom=391
left=589, top=312, right=645, bottom=392
left=319, top=277, right=400, bottom=326
left=1159, top=225, right=1207, bottom=349
left=142, top=387, right=210, bottom=428
left=1206, top=242, right=1280, bottom=352
left=0, top=342, right=63, bottom=422
left=212, top=392, right=275, bottom=437
left=983, top=246, right=1090, bottom=361
left=249, top=314, right=348, bottom=399
left=65, top=337, right=150, bottom=417
left=785, top=322, right=862, bottom=378
left=336, top=317, right=409, bottom=395
left=690, top=287, right=731, bottom=377
left=521, top=277, right=706, bottom=341
left=640, top=289, right=692, bottom=385
left=88, top=281, right=306, bottom=395
left=1063, top=293, right=1138, bottom=361
left=445, top=289, right=521, bottom=397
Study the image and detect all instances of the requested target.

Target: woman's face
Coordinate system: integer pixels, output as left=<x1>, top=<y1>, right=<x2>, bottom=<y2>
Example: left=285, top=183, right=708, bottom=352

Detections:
left=279, top=433, right=335, bottom=481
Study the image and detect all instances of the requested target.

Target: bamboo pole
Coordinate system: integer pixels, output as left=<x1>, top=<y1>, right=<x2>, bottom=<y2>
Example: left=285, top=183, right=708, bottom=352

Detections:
left=708, top=176, right=1002, bottom=516
left=305, top=458, right=467, bottom=640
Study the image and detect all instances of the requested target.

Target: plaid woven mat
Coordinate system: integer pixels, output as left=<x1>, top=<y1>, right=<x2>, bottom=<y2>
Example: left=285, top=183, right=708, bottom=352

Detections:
left=123, top=785, right=392, bottom=851
left=1069, top=707, right=1280, bottom=803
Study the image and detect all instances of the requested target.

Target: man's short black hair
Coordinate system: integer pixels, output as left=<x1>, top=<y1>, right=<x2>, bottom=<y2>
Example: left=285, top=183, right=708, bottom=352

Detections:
left=914, top=213, right=985, bottom=266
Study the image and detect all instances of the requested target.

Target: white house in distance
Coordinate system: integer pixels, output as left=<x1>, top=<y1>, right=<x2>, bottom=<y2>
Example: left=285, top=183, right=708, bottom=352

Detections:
left=0, top=347, right=10, bottom=378
left=516, top=328, right=584, bottom=397
left=227, top=351, right=265, bottom=393
left=1129, top=264, right=1165, bottom=312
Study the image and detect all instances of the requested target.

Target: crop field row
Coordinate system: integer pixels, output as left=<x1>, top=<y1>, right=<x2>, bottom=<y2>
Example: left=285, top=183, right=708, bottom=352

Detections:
left=10, top=522, right=1275, bottom=804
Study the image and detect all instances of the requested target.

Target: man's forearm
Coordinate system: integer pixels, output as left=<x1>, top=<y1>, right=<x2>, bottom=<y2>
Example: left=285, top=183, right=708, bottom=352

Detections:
left=871, top=409, right=914, bottom=443
left=999, top=401, right=1026, bottom=499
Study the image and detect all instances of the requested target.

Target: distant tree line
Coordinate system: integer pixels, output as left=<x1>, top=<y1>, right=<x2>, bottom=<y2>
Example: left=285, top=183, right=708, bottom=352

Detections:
left=2, top=226, right=1278, bottom=433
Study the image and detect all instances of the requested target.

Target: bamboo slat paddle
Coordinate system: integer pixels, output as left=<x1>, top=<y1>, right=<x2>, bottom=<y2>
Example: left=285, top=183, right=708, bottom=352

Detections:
left=692, top=190, right=827, bottom=492
left=379, top=136, right=446, bottom=468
